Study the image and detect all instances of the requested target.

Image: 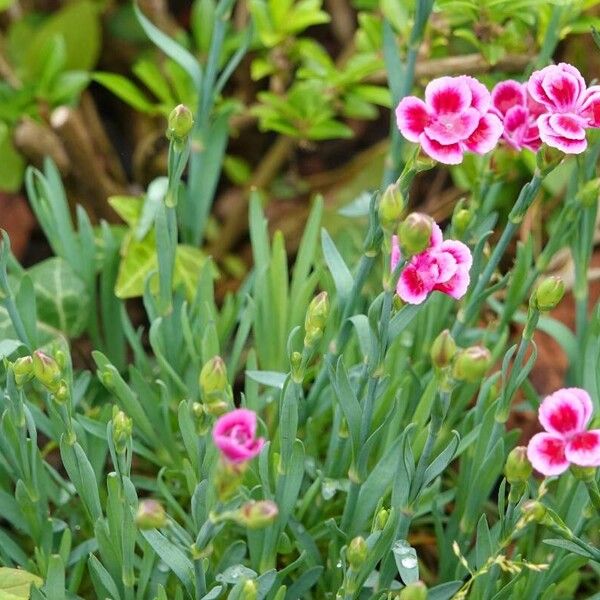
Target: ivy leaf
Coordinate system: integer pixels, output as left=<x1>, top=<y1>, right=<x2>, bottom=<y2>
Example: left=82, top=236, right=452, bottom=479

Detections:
left=0, top=567, right=42, bottom=599
left=27, top=257, right=90, bottom=337
left=108, top=196, right=144, bottom=228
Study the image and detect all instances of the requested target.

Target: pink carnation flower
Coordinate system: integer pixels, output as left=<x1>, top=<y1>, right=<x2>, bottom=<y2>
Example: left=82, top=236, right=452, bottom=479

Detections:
left=491, top=80, right=544, bottom=152
left=527, top=388, right=600, bottom=476
left=395, top=75, right=503, bottom=165
left=527, top=63, right=600, bottom=154
left=213, top=408, right=265, bottom=463
left=391, top=222, right=473, bottom=305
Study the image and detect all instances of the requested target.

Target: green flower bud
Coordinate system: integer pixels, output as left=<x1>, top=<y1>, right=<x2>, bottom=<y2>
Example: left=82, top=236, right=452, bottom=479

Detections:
left=167, top=104, right=194, bottom=140
left=452, top=345, right=491, bottom=383
left=536, top=145, right=564, bottom=174
left=534, top=276, right=565, bottom=312
left=413, top=155, right=436, bottom=172
left=398, top=213, right=433, bottom=256
left=399, top=581, right=428, bottom=600
left=505, top=446, right=532, bottom=484
left=347, top=536, right=368, bottom=570
left=112, top=407, right=132, bottom=454
left=576, top=178, right=600, bottom=207
left=242, top=580, right=258, bottom=600
left=12, top=356, right=33, bottom=386
left=378, top=182, right=405, bottom=231
left=452, top=208, right=471, bottom=237
left=135, top=499, right=167, bottom=529
left=570, top=465, right=596, bottom=482
left=235, top=500, right=279, bottom=529
left=54, top=381, right=69, bottom=404
left=32, top=350, right=62, bottom=393
left=522, top=500, right=547, bottom=524
left=373, top=507, right=389, bottom=531
left=199, top=356, right=232, bottom=410
left=304, top=292, right=330, bottom=347
left=430, top=329, right=456, bottom=369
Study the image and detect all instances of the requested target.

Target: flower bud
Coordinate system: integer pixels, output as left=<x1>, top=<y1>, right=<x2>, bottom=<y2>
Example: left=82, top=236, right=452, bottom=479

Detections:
left=398, top=213, right=432, bottom=256
left=534, top=276, right=565, bottom=312
left=235, top=500, right=279, bottom=529
left=32, top=350, right=62, bottom=393
left=576, top=178, right=600, bottom=207
left=167, top=104, right=194, bottom=140
left=452, top=345, right=491, bottom=383
left=242, top=580, right=258, bottom=600
left=414, top=155, right=436, bottom=172
left=199, top=356, right=232, bottom=409
left=536, top=145, right=564, bottom=174
left=373, top=507, right=389, bottom=531
left=522, top=500, right=547, bottom=524
left=399, top=581, right=428, bottom=600
left=12, top=356, right=33, bottom=386
left=112, top=407, right=132, bottom=454
left=452, top=208, right=471, bottom=237
left=135, top=499, right=167, bottom=529
left=347, top=536, right=368, bottom=570
left=430, top=329, right=456, bottom=369
left=304, top=292, right=329, bottom=347
left=379, top=183, right=405, bottom=231
left=570, top=465, right=596, bottom=482
left=505, top=446, right=532, bottom=484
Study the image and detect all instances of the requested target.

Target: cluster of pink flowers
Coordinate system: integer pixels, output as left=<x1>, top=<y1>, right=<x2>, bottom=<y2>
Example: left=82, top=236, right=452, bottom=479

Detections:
left=391, top=222, right=472, bottom=304
left=396, top=63, right=600, bottom=163
left=213, top=408, right=264, bottom=463
left=527, top=388, right=600, bottom=476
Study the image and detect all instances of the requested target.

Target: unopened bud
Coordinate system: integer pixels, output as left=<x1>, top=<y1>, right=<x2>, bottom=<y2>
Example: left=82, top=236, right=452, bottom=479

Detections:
left=136, top=499, right=167, bottom=529
left=414, top=155, right=436, bottom=172
left=199, top=356, right=232, bottom=409
left=534, top=276, right=565, bottom=312
left=430, top=329, right=456, bottom=369
left=235, top=500, right=279, bottom=529
left=398, top=213, right=432, bottom=256
left=167, top=104, right=194, bottom=140
left=12, top=356, right=33, bottom=386
left=379, top=183, right=405, bottom=231
left=576, top=178, right=600, bottom=207
left=452, top=345, right=491, bottom=383
left=347, top=536, right=368, bottom=570
left=536, top=145, right=563, bottom=174
left=399, top=581, right=428, bottom=600
left=304, top=292, right=329, bottom=346
left=242, top=580, right=258, bottom=600
left=505, top=446, right=532, bottom=484
left=374, top=507, right=389, bottom=531
left=452, top=208, right=471, bottom=237
left=32, top=350, right=61, bottom=392
left=522, top=500, right=547, bottom=524
left=112, top=407, right=132, bottom=454
left=570, top=464, right=596, bottom=482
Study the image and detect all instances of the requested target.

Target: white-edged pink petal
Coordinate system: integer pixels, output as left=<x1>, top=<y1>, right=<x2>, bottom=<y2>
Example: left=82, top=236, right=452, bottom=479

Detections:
left=391, top=235, right=401, bottom=271
left=397, top=264, right=431, bottom=304
left=425, top=76, right=472, bottom=115
left=461, top=75, right=491, bottom=113
left=547, top=113, right=586, bottom=140
left=420, top=134, right=463, bottom=165
left=424, top=108, right=480, bottom=144
left=492, top=80, right=526, bottom=116
left=527, top=432, right=570, bottom=476
left=538, top=388, right=590, bottom=436
left=439, top=240, right=473, bottom=270
left=565, top=430, right=600, bottom=467
left=396, top=97, right=431, bottom=142
left=580, top=85, right=600, bottom=127
left=541, top=69, right=582, bottom=112
left=562, top=388, right=594, bottom=428
left=431, top=251, right=458, bottom=284
left=540, top=132, right=587, bottom=154
left=528, top=66, right=556, bottom=108
left=429, top=221, right=444, bottom=249
left=433, top=265, right=470, bottom=299
left=462, top=113, right=503, bottom=155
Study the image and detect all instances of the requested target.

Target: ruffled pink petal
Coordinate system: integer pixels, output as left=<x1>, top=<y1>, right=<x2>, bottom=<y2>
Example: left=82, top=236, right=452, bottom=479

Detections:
left=215, top=436, right=265, bottom=463
left=433, top=265, right=470, bottom=299
left=557, top=63, right=586, bottom=99
left=527, top=432, right=570, bottom=476
left=540, top=132, right=587, bottom=154
left=539, top=388, right=590, bottom=436
left=420, top=134, right=463, bottom=165
left=461, top=76, right=491, bottom=113
left=580, top=86, right=600, bottom=127
left=391, top=235, right=401, bottom=271
left=528, top=66, right=556, bottom=108
left=462, top=113, right=503, bottom=155
left=425, top=76, right=472, bottom=115
left=439, top=240, right=473, bottom=270
left=213, top=408, right=257, bottom=438
left=424, top=107, right=480, bottom=144
left=522, top=124, right=542, bottom=152
left=428, top=222, right=443, bottom=249
left=565, top=430, right=600, bottom=467
left=492, top=80, right=526, bottom=116
left=541, top=69, right=582, bottom=112
left=562, top=388, right=594, bottom=428
left=547, top=113, right=587, bottom=140
left=396, top=97, right=431, bottom=142
left=431, top=251, right=458, bottom=284
left=397, top=264, right=432, bottom=304
left=502, top=105, right=528, bottom=149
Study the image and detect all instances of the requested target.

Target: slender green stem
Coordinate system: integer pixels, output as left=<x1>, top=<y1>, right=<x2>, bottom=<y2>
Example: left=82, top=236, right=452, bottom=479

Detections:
left=585, top=479, right=600, bottom=513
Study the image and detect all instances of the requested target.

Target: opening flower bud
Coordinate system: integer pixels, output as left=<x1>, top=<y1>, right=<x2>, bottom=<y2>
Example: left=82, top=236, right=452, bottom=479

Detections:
left=378, top=182, right=405, bottom=231
left=32, top=350, right=62, bottom=393
left=112, top=407, right=132, bottom=453
left=199, top=356, right=232, bottom=409
left=430, top=329, right=456, bottom=369
left=399, top=581, right=428, bottom=600
left=505, top=446, right=532, bottom=484
left=347, top=536, right=368, bottom=570
left=452, top=208, right=471, bottom=237
left=304, top=292, right=329, bottom=346
left=398, top=213, right=433, bottom=256
left=135, top=499, right=167, bottom=530
left=522, top=500, right=547, bottom=524
left=167, top=104, right=194, bottom=140
left=235, top=500, right=279, bottom=529
left=12, top=356, right=33, bottom=386
left=452, top=345, right=491, bottom=383
left=534, top=276, right=565, bottom=312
